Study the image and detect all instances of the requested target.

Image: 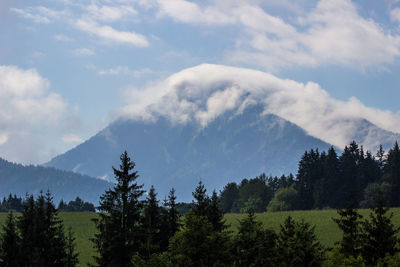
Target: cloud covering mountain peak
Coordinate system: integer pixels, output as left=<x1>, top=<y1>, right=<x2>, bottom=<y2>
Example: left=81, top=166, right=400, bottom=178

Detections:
left=120, top=64, right=400, bottom=151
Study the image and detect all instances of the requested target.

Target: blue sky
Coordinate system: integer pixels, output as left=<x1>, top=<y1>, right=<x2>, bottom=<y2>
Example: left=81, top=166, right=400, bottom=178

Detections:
left=1, top=0, right=400, bottom=164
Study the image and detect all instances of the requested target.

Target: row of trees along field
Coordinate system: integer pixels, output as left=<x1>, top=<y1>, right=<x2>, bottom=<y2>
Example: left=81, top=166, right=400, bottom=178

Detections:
left=0, top=195, right=95, bottom=213
left=1, top=151, right=400, bottom=266
left=220, top=141, right=400, bottom=213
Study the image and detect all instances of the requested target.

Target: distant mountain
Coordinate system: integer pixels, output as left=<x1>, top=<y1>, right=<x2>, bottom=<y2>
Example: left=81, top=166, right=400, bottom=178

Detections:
left=0, top=157, right=113, bottom=205
left=46, top=106, right=333, bottom=201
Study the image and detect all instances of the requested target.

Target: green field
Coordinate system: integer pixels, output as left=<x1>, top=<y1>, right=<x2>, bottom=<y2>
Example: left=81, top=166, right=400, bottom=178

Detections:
left=1, top=208, right=400, bottom=266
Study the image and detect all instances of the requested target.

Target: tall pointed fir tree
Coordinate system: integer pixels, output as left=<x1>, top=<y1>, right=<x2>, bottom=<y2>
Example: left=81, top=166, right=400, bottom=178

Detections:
left=383, top=141, right=400, bottom=206
left=206, top=190, right=227, bottom=232
left=332, top=195, right=363, bottom=257
left=164, top=188, right=180, bottom=240
left=92, top=151, right=145, bottom=267
left=360, top=192, right=399, bottom=266
left=0, top=212, right=21, bottom=267
left=142, top=185, right=162, bottom=258
left=192, top=181, right=210, bottom=217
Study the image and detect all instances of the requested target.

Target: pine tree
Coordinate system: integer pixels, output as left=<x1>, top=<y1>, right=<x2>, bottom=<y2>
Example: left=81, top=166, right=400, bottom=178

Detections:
left=65, top=227, right=79, bottom=267
left=360, top=192, right=399, bottom=266
left=206, top=190, right=226, bottom=232
left=164, top=188, right=180, bottom=239
left=332, top=195, right=363, bottom=257
left=192, top=181, right=210, bottom=217
left=277, top=216, right=324, bottom=267
left=383, top=141, right=400, bottom=206
left=232, top=210, right=277, bottom=266
left=91, top=151, right=145, bottom=267
left=0, top=212, right=21, bottom=267
left=142, top=186, right=161, bottom=258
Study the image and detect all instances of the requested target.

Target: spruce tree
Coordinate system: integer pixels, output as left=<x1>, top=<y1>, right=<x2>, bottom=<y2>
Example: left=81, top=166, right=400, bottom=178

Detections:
left=192, top=181, right=210, bottom=217
left=277, top=216, right=324, bottom=267
left=0, top=212, right=21, bottom=267
left=65, top=227, right=79, bottom=267
left=360, top=193, right=399, bottom=266
left=164, top=188, right=180, bottom=239
left=232, top=210, right=277, bottom=266
left=206, top=190, right=226, bottom=232
left=383, top=141, right=400, bottom=206
left=92, top=151, right=145, bottom=267
left=332, top=195, right=363, bottom=257
left=142, top=186, right=161, bottom=258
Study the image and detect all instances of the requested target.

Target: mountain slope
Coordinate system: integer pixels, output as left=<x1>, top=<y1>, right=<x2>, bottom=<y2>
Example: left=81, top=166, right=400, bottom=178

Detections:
left=0, top=157, right=112, bottom=204
left=46, top=106, right=333, bottom=201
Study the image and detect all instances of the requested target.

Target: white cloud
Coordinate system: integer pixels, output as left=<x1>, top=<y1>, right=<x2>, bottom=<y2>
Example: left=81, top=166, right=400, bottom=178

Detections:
left=98, top=66, right=152, bottom=77
left=391, top=7, right=400, bottom=23
left=0, top=66, right=67, bottom=164
left=156, top=0, right=400, bottom=71
left=86, top=4, right=137, bottom=22
left=120, top=64, right=400, bottom=151
left=72, top=48, right=95, bottom=56
left=62, top=134, right=84, bottom=143
left=10, top=8, right=50, bottom=23
left=75, top=19, right=149, bottom=47
left=54, top=34, right=73, bottom=42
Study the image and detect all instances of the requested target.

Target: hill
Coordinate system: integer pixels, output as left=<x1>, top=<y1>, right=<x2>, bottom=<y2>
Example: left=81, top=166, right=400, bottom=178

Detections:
left=0, top=157, right=112, bottom=204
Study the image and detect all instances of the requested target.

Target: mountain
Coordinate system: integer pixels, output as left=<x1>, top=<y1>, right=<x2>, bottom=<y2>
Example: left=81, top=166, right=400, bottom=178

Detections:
left=0, top=157, right=113, bottom=204
left=46, top=105, right=333, bottom=201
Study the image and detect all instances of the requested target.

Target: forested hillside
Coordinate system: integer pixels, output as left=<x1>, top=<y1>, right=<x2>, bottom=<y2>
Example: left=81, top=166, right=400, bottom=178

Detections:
left=0, top=158, right=112, bottom=204
left=220, top=141, right=400, bottom=212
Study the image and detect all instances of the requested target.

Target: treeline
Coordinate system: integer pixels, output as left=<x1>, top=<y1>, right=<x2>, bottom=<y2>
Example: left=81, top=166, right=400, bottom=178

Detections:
left=1, top=151, right=400, bottom=266
left=0, top=192, right=78, bottom=266
left=0, top=194, right=95, bottom=212
left=220, top=141, right=400, bottom=212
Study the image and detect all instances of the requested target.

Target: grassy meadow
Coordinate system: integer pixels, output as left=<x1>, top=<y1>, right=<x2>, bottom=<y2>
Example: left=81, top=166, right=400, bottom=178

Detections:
left=1, top=208, right=400, bottom=266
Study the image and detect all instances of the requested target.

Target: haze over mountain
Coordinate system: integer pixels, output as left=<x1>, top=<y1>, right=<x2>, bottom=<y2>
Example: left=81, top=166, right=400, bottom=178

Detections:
left=0, top=157, right=112, bottom=204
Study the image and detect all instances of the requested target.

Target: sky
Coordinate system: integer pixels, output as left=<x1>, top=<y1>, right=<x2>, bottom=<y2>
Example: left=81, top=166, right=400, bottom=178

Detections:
left=1, top=0, right=400, bottom=164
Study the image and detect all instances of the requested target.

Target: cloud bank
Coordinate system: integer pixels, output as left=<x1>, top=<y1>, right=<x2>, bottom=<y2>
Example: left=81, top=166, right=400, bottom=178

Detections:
left=0, top=66, right=67, bottom=163
left=121, top=64, right=400, bottom=151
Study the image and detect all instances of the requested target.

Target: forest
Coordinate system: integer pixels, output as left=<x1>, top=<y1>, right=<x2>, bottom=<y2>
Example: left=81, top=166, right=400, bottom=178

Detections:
left=1, top=142, right=400, bottom=266
left=220, top=141, right=400, bottom=213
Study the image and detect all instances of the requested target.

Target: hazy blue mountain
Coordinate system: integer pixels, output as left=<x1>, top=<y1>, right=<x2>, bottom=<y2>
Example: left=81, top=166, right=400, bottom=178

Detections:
left=0, top=157, right=113, bottom=205
left=46, top=106, right=333, bottom=201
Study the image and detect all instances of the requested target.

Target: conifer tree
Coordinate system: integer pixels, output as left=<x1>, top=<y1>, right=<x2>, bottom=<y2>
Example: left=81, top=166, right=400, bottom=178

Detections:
left=192, top=181, right=210, bottom=217
left=360, top=193, right=399, bottom=266
left=277, top=216, right=324, bottom=267
left=164, top=188, right=180, bottom=239
left=92, top=151, right=145, bottom=267
left=142, top=186, right=161, bottom=258
left=0, top=212, right=21, bottom=267
left=232, top=210, right=277, bottom=266
left=332, top=195, right=363, bottom=257
left=206, top=190, right=226, bottom=232
left=383, top=141, right=400, bottom=206
left=65, top=227, right=79, bottom=267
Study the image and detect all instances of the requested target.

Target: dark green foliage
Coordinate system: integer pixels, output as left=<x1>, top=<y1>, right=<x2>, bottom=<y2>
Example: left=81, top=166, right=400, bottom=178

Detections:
left=219, top=182, right=239, bottom=213
left=207, top=190, right=226, bottom=232
left=0, top=194, right=23, bottom=212
left=58, top=197, right=95, bottom=212
left=267, top=185, right=298, bottom=212
left=65, top=227, right=79, bottom=267
left=91, top=151, right=145, bottom=267
left=276, top=216, right=324, bottom=267
left=383, top=141, right=400, bottom=206
left=360, top=193, right=399, bottom=266
left=296, top=149, right=323, bottom=210
left=324, top=245, right=365, bottom=267
left=232, top=210, right=277, bottom=266
left=236, top=174, right=273, bottom=213
left=192, top=181, right=210, bottom=217
left=0, top=212, right=21, bottom=267
left=333, top=196, right=363, bottom=257
left=360, top=182, right=391, bottom=208
left=168, top=210, right=232, bottom=267
left=142, top=186, right=162, bottom=258
left=175, top=202, right=193, bottom=214
left=164, top=188, right=180, bottom=238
